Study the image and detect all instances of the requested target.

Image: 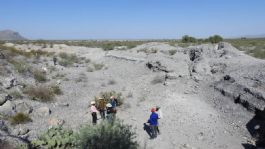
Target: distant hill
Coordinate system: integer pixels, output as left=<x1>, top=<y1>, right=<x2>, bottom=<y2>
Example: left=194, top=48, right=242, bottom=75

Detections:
left=244, top=34, right=265, bottom=39
left=0, top=29, right=27, bottom=40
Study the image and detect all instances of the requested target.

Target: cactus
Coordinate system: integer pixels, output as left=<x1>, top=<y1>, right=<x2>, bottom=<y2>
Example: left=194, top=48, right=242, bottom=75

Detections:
left=32, top=126, right=77, bottom=149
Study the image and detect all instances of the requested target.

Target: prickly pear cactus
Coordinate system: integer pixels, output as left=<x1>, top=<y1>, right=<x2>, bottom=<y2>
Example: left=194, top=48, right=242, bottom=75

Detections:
left=32, top=126, right=76, bottom=149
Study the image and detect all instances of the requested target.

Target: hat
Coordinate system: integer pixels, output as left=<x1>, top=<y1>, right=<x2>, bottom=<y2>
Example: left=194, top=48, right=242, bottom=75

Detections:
left=106, top=103, right=112, bottom=108
left=98, top=97, right=104, bottom=100
left=91, top=101, right=96, bottom=105
left=151, top=107, right=156, bottom=112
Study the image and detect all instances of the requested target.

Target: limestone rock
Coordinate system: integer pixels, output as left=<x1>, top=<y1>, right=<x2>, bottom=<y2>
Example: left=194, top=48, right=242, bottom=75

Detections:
left=15, top=101, right=33, bottom=114
left=0, top=100, right=15, bottom=116
left=35, top=107, right=51, bottom=117
left=0, top=94, right=7, bottom=106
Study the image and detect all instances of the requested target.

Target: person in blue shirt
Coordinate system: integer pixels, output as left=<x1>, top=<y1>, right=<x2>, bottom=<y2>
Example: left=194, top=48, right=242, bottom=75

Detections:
left=148, top=107, right=159, bottom=138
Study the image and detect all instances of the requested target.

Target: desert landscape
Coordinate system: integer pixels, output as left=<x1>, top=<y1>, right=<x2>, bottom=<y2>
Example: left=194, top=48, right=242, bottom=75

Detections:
left=0, top=34, right=265, bottom=148
left=1, top=1, right=265, bottom=148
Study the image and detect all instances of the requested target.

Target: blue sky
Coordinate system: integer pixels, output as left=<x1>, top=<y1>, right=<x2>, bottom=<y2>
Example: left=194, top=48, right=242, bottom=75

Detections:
left=0, top=0, right=265, bottom=39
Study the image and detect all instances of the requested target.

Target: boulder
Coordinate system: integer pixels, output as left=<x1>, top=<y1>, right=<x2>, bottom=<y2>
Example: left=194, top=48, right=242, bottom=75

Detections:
left=0, top=94, right=7, bottom=106
left=15, top=101, right=33, bottom=114
left=0, top=120, right=8, bottom=132
left=34, top=107, right=51, bottom=117
left=0, top=100, right=15, bottom=116
left=13, top=126, right=30, bottom=136
left=3, top=77, right=17, bottom=89
left=189, top=48, right=202, bottom=62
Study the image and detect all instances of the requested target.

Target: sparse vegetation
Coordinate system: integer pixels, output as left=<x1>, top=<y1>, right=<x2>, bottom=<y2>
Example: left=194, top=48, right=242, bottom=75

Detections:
left=9, top=59, right=31, bottom=74
left=50, top=85, right=63, bottom=95
left=58, top=52, right=79, bottom=67
left=62, top=40, right=148, bottom=51
left=9, top=113, right=32, bottom=125
left=93, top=63, right=104, bottom=70
left=168, top=49, right=177, bottom=55
left=86, top=66, right=94, bottom=72
left=33, top=69, right=47, bottom=82
left=182, top=35, right=197, bottom=43
left=227, top=38, right=265, bottom=59
left=24, top=85, right=62, bottom=102
left=77, top=121, right=138, bottom=149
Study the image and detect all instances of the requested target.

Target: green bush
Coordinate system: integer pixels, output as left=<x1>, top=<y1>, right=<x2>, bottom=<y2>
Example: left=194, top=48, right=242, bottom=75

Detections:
left=58, top=52, right=80, bottom=67
left=32, top=126, right=77, bottom=149
left=9, top=113, right=32, bottom=125
left=50, top=85, right=63, bottom=95
left=182, top=35, right=197, bottom=43
left=208, top=35, right=223, bottom=43
left=77, top=121, right=138, bottom=149
left=9, top=59, right=31, bottom=74
left=33, top=69, right=47, bottom=82
left=95, top=91, right=124, bottom=106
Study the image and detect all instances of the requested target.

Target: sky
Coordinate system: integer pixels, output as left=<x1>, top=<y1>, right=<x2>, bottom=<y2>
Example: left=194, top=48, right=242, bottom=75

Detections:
left=0, top=0, right=265, bottom=39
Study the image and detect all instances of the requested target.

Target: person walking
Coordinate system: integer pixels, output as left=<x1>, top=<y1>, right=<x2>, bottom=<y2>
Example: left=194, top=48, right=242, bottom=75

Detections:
left=53, top=56, right=57, bottom=66
left=148, top=107, right=159, bottom=139
left=90, top=101, right=99, bottom=125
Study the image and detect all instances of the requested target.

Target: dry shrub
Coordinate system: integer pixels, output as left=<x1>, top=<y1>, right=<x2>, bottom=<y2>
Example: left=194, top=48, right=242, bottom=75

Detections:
left=33, top=69, right=47, bottom=82
left=9, top=113, right=32, bottom=125
left=24, top=85, right=62, bottom=102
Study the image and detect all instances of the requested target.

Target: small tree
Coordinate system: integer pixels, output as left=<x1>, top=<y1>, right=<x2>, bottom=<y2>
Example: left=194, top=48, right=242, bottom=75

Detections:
left=208, top=35, right=223, bottom=43
left=181, top=35, right=197, bottom=43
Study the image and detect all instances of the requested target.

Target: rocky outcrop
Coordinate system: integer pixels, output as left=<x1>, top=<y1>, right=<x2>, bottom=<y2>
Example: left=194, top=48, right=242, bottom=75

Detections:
left=0, top=100, right=16, bottom=116
left=15, top=101, right=33, bottom=114
left=214, top=75, right=265, bottom=112
left=146, top=61, right=170, bottom=73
